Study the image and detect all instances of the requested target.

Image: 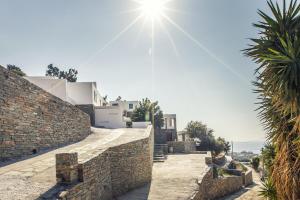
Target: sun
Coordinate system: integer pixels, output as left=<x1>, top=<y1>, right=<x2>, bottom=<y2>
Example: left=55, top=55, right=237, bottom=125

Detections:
left=139, top=0, right=167, bottom=20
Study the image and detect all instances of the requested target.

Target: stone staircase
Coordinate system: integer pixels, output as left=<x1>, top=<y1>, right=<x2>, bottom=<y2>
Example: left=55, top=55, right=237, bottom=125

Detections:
left=154, top=144, right=168, bottom=162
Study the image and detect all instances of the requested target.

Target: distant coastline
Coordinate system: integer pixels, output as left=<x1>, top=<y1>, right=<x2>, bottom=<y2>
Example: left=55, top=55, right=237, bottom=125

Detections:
left=232, top=141, right=265, bottom=154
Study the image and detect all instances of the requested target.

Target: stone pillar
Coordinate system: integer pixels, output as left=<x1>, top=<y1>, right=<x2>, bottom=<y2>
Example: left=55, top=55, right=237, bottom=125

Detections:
left=56, top=153, right=79, bottom=184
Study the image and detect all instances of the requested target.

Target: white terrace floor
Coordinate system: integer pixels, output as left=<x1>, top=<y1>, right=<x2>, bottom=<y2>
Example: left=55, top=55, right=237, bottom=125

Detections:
left=118, top=154, right=208, bottom=200
left=0, top=128, right=149, bottom=200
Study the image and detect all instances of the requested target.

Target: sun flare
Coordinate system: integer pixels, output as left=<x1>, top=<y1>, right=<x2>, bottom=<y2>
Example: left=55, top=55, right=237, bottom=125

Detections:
left=139, top=0, right=166, bottom=20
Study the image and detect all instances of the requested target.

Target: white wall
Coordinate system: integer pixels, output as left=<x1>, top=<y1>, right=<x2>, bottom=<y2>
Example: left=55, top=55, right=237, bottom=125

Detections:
left=132, top=122, right=151, bottom=128
left=25, top=77, right=104, bottom=107
left=110, top=100, right=139, bottom=112
left=162, top=114, right=176, bottom=130
left=67, top=82, right=93, bottom=105
left=25, top=77, right=68, bottom=102
left=91, top=82, right=104, bottom=106
left=95, top=106, right=126, bottom=128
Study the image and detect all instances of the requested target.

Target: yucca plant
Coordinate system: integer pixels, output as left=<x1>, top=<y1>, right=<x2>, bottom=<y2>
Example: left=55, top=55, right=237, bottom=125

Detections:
left=259, top=178, right=277, bottom=200
left=244, top=0, right=300, bottom=199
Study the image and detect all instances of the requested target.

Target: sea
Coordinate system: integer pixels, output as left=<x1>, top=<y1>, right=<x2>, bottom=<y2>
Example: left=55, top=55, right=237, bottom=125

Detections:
left=232, top=141, right=265, bottom=154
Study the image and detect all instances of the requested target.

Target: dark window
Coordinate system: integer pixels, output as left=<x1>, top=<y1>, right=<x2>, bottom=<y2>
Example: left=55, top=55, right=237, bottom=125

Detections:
left=112, top=103, right=119, bottom=106
left=129, top=103, right=133, bottom=109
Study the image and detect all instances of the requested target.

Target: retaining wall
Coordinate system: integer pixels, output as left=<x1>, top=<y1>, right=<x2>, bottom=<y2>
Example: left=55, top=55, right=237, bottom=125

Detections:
left=167, top=141, right=196, bottom=153
left=192, top=167, right=244, bottom=200
left=0, top=66, right=91, bottom=160
left=56, top=126, right=154, bottom=200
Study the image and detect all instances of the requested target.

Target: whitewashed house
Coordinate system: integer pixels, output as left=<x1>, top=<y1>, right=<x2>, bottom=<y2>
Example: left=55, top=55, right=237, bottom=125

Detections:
left=94, top=100, right=150, bottom=129
left=25, top=77, right=105, bottom=106
left=25, top=76, right=106, bottom=125
left=25, top=76, right=150, bottom=129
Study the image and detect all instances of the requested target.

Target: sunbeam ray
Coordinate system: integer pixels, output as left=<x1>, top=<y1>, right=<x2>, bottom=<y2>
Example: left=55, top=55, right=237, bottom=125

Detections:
left=161, top=13, right=249, bottom=84
left=81, top=14, right=143, bottom=66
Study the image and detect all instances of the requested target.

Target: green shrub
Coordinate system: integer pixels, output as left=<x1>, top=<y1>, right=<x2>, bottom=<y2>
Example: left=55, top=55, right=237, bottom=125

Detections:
left=126, top=121, right=132, bottom=128
left=251, top=157, right=260, bottom=171
left=259, top=178, right=277, bottom=200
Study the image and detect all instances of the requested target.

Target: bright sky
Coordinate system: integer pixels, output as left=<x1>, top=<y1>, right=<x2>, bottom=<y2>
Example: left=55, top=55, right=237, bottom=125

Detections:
left=0, top=0, right=276, bottom=141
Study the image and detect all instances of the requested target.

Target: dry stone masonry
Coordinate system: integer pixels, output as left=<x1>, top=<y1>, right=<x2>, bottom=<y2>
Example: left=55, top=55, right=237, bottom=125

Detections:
left=56, top=126, right=154, bottom=200
left=0, top=66, right=91, bottom=160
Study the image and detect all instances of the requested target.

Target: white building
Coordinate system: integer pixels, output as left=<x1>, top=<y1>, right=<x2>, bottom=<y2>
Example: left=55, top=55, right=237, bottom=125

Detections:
left=25, top=76, right=149, bottom=129
left=109, top=100, right=139, bottom=115
left=94, top=100, right=148, bottom=129
left=162, top=114, right=177, bottom=130
left=25, top=76, right=105, bottom=106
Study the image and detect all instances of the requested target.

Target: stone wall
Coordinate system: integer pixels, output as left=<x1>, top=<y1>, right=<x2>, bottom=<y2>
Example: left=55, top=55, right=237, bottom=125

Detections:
left=243, top=170, right=253, bottom=186
left=56, top=126, right=154, bottom=200
left=0, top=66, right=91, bottom=160
left=167, top=141, right=196, bottom=153
left=76, top=104, right=95, bottom=126
left=193, top=167, right=244, bottom=200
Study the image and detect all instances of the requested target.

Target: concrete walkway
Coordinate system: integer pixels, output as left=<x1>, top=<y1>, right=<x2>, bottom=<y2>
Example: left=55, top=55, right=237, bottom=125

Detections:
left=219, top=168, right=263, bottom=200
left=0, top=128, right=148, bottom=200
left=118, top=154, right=208, bottom=200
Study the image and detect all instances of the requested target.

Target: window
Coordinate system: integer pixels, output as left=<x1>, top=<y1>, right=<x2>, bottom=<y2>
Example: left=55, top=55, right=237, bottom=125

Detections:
left=129, top=103, right=133, bottom=109
left=112, top=103, right=119, bottom=106
left=94, top=91, right=97, bottom=102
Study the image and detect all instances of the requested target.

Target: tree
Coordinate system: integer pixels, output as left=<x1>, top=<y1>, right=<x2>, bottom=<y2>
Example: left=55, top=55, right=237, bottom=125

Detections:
left=215, top=137, right=231, bottom=155
left=6, top=64, right=26, bottom=76
left=224, top=141, right=231, bottom=155
left=59, top=68, right=78, bottom=82
left=185, top=121, right=229, bottom=155
left=103, top=95, right=108, bottom=102
left=185, top=121, right=208, bottom=139
left=115, top=96, right=122, bottom=101
left=244, top=0, right=300, bottom=198
left=46, top=64, right=60, bottom=77
left=131, top=98, right=164, bottom=128
left=46, top=64, right=78, bottom=82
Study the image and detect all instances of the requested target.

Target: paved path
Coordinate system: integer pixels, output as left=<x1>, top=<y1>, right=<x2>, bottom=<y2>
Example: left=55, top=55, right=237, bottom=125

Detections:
left=0, top=128, right=148, bottom=200
left=118, top=154, right=208, bottom=200
left=219, top=168, right=263, bottom=200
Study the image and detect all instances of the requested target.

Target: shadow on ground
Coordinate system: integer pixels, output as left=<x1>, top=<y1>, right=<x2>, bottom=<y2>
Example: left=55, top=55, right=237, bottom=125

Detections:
left=217, top=183, right=259, bottom=200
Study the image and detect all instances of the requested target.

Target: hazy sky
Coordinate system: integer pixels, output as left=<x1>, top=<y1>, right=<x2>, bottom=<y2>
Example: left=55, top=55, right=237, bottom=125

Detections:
left=0, top=0, right=278, bottom=141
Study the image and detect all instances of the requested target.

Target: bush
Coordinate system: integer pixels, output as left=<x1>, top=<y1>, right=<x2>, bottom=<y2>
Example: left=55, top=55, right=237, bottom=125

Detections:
left=251, top=157, right=260, bottom=171
left=228, top=160, right=237, bottom=170
left=126, top=121, right=132, bottom=128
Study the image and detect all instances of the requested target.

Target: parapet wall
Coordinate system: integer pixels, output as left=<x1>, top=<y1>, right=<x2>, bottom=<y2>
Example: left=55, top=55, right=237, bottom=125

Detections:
left=243, top=170, right=253, bottom=186
left=56, top=126, right=154, bottom=200
left=193, top=152, right=253, bottom=199
left=192, top=167, right=244, bottom=200
left=0, top=66, right=91, bottom=160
